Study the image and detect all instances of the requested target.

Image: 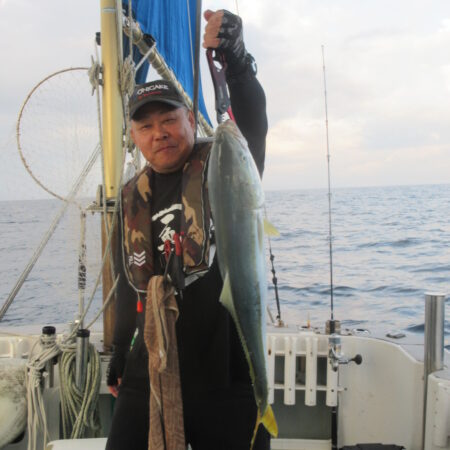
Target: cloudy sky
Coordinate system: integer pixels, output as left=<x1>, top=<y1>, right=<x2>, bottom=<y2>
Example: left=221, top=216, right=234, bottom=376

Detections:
left=1, top=0, right=449, bottom=200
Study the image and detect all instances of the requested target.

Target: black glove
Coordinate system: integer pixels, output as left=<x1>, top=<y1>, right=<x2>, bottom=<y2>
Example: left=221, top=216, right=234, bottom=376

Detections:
left=106, top=345, right=128, bottom=386
left=216, top=10, right=254, bottom=77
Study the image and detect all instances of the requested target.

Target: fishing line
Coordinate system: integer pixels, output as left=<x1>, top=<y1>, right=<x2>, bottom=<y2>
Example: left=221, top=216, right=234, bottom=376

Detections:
left=186, top=0, right=195, bottom=73
left=192, top=0, right=202, bottom=138
left=268, top=241, right=282, bottom=323
left=265, top=221, right=282, bottom=324
left=322, top=45, right=335, bottom=321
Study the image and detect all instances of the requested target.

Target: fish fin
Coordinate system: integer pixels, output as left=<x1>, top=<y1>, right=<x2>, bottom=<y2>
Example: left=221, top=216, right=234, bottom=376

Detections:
left=219, top=272, right=234, bottom=314
left=250, top=407, right=278, bottom=449
left=263, top=218, right=280, bottom=236
left=261, top=405, right=278, bottom=437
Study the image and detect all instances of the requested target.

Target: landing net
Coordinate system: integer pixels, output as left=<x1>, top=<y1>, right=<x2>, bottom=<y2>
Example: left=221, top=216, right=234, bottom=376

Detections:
left=1, top=68, right=104, bottom=326
left=17, top=68, right=101, bottom=205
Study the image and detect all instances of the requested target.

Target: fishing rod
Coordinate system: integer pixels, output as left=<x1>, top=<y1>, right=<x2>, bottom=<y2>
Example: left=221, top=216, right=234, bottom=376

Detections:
left=322, top=44, right=335, bottom=322
left=322, top=46, right=362, bottom=450
left=321, top=42, right=338, bottom=450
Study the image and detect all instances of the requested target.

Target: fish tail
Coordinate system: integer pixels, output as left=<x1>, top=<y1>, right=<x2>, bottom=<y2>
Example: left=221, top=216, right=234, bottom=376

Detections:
left=250, top=406, right=278, bottom=449
left=262, top=405, right=278, bottom=437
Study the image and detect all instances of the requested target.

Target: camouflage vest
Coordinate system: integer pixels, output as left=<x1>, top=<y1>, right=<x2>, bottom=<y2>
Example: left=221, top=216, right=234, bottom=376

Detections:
left=121, top=141, right=212, bottom=293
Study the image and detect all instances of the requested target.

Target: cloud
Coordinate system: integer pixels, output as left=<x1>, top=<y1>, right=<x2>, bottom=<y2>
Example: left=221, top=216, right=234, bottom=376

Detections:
left=2, top=0, right=450, bottom=200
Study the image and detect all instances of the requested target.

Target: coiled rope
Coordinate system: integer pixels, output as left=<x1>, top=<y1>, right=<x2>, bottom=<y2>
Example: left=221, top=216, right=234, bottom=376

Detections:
left=26, top=336, right=60, bottom=450
left=26, top=333, right=102, bottom=450
left=58, top=342, right=101, bottom=439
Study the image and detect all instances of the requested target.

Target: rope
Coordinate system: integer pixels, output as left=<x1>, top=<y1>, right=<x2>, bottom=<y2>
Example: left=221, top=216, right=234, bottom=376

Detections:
left=26, top=335, right=60, bottom=450
left=25, top=330, right=102, bottom=449
left=63, top=30, right=127, bottom=340
left=85, top=275, right=119, bottom=331
left=4, top=54, right=120, bottom=329
left=0, top=144, right=101, bottom=322
left=121, top=54, right=136, bottom=97
left=122, top=14, right=214, bottom=137
left=19, top=63, right=110, bottom=433
left=58, top=342, right=101, bottom=439
left=22, top=16, right=123, bottom=450
left=88, top=57, right=102, bottom=94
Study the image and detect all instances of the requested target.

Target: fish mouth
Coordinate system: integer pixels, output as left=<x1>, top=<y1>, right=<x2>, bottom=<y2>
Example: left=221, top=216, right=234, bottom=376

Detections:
left=214, top=128, right=247, bottom=156
left=217, top=120, right=241, bottom=139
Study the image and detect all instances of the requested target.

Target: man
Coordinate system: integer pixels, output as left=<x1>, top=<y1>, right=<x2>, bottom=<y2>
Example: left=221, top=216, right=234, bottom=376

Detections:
left=106, top=9, right=268, bottom=450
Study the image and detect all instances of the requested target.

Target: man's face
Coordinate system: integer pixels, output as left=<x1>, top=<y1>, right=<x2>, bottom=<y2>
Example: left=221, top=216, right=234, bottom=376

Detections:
left=130, top=103, right=195, bottom=173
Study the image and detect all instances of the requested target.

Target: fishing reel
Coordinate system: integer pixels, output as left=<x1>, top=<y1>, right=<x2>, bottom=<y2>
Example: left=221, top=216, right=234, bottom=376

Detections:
left=327, top=320, right=363, bottom=372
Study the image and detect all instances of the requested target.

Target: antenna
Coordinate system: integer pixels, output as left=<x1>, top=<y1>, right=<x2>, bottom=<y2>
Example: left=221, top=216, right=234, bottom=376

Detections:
left=321, top=45, right=335, bottom=321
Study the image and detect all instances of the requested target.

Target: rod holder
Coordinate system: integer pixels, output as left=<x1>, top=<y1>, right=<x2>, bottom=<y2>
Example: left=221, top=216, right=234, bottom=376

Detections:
left=424, top=293, right=445, bottom=376
left=75, top=328, right=90, bottom=391
left=41, top=326, right=56, bottom=388
left=422, top=292, right=446, bottom=449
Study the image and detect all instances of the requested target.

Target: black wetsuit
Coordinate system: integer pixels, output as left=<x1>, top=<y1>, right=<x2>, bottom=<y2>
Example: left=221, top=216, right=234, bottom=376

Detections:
left=106, top=67, right=269, bottom=450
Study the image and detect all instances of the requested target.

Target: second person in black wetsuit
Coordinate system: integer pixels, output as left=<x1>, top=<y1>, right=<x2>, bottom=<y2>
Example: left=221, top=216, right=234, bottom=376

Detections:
left=106, top=9, right=269, bottom=450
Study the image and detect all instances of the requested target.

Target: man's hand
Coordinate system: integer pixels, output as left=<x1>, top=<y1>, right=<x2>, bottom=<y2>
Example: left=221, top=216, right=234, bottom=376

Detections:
left=108, top=378, right=122, bottom=398
left=106, top=346, right=127, bottom=398
left=203, top=9, right=223, bottom=49
left=203, top=9, right=248, bottom=76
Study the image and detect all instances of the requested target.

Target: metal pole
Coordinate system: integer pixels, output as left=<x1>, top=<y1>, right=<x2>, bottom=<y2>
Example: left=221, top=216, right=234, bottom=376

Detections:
left=100, top=0, right=123, bottom=351
left=424, top=293, right=445, bottom=374
left=422, top=292, right=446, bottom=449
left=101, top=0, right=124, bottom=200
left=41, top=326, right=56, bottom=388
left=75, top=328, right=90, bottom=391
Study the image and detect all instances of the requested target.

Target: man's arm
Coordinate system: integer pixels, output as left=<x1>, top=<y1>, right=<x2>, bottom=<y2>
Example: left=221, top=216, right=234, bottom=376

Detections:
left=106, top=224, right=138, bottom=397
left=227, top=70, right=267, bottom=176
left=203, top=9, right=268, bottom=176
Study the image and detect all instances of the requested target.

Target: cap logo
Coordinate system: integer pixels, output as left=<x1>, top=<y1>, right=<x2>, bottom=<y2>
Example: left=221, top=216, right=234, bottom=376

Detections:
left=137, top=84, right=170, bottom=95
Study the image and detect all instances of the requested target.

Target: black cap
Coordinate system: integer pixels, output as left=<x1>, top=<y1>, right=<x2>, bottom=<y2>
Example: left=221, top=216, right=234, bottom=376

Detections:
left=42, top=326, right=56, bottom=335
left=129, top=80, right=187, bottom=119
left=76, top=328, right=90, bottom=338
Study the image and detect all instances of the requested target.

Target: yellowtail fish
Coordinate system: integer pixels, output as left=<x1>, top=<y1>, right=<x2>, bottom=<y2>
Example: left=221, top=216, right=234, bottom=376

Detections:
left=207, top=119, right=278, bottom=446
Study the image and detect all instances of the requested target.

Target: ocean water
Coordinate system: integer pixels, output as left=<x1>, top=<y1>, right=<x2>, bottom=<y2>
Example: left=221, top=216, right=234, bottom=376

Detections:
left=0, top=184, right=449, bottom=340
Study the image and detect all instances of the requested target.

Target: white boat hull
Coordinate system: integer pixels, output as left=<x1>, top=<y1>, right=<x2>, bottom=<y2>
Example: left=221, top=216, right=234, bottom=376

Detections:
left=1, top=325, right=449, bottom=450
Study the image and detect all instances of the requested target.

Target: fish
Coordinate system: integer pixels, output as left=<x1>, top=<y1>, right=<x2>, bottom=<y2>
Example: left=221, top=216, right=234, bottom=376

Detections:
left=207, top=119, right=278, bottom=444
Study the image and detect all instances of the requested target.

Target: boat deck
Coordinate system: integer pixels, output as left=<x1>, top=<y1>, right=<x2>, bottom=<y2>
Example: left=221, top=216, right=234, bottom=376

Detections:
left=1, top=323, right=449, bottom=450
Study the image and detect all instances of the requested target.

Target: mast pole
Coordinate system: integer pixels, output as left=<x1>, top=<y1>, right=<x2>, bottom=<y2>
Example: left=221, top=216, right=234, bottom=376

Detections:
left=100, top=0, right=124, bottom=351
left=101, top=0, right=124, bottom=198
